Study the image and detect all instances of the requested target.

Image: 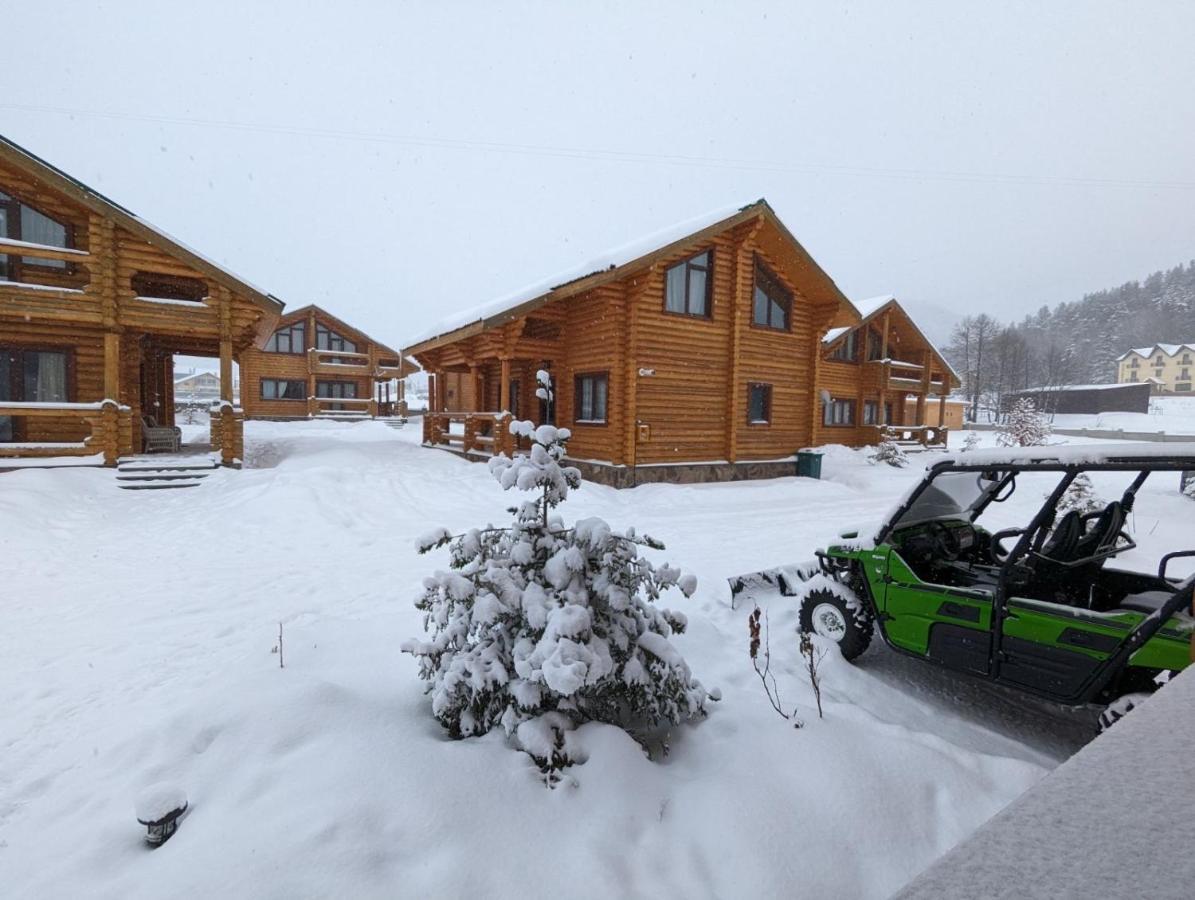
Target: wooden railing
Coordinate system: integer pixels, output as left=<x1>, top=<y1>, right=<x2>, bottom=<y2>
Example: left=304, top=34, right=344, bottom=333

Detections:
left=308, top=348, right=371, bottom=375
left=423, top=411, right=515, bottom=456
left=865, top=424, right=949, bottom=449
left=308, top=396, right=376, bottom=418
left=0, top=400, right=132, bottom=466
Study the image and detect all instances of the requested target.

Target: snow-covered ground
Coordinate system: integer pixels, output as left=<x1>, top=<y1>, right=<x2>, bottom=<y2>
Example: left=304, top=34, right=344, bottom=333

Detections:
left=2, top=422, right=1192, bottom=898
left=1048, top=395, right=1195, bottom=435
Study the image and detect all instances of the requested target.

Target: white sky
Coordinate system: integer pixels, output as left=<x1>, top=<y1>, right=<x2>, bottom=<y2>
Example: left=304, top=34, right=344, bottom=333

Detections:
left=4, top=1, right=1194, bottom=356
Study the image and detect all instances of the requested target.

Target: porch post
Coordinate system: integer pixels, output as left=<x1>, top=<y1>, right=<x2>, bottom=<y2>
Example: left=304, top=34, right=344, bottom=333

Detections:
left=938, top=391, right=948, bottom=428
left=470, top=364, right=481, bottom=412
left=103, top=332, right=120, bottom=400
left=219, top=339, right=233, bottom=403
left=499, top=358, right=511, bottom=412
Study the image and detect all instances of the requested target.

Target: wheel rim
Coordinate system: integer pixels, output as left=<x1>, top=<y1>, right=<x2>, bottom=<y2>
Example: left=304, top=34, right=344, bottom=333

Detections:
left=810, top=602, right=847, bottom=642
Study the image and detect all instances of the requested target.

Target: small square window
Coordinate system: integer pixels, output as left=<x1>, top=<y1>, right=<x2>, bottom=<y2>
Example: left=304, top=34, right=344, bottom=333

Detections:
left=747, top=383, right=772, bottom=424
left=575, top=373, right=608, bottom=423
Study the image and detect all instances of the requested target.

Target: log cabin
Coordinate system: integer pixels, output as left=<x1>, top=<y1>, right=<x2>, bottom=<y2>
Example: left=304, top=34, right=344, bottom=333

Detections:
left=0, top=133, right=284, bottom=467
left=817, top=294, right=960, bottom=450
left=240, top=305, right=409, bottom=420
left=404, top=199, right=959, bottom=487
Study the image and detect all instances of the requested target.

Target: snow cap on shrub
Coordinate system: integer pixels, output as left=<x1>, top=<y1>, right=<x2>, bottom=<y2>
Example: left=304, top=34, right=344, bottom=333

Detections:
left=403, top=374, right=707, bottom=768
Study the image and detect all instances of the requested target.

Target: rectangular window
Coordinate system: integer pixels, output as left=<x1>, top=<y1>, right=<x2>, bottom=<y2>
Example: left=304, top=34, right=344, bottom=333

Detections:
left=1, top=347, right=71, bottom=441
left=664, top=250, right=712, bottom=317
left=1181, top=369, right=1190, bottom=380
left=131, top=272, right=207, bottom=302
left=266, top=323, right=306, bottom=354
left=866, top=328, right=884, bottom=361
left=0, top=190, right=73, bottom=278
left=316, top=379, right=358, bottom=411
left=1176, top=383, right=1192, bottom=392
left=752, top=260, right=791, bottom=331
left=823, top=397, right=856, bottom=426
left=508, top=379, right=521, bottom=418
left=747, top=383, right=772, bottom=424
left=1130, top=358, right=1139, bottom=368
left=574, top=372, right=608, bottom=423
left=863, top=399, right=880, bottom=425
left=260, top=379, right=306, bottom=401
left=831, top=330, right=859, bottom=362
left=1182, top=355, right=1192, bottom=365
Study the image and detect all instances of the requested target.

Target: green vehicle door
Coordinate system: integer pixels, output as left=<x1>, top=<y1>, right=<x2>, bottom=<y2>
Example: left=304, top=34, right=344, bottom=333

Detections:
left=874, top=548, right=994, bottom=671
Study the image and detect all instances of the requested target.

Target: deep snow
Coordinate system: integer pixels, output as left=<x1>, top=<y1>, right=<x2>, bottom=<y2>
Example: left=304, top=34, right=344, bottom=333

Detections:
left=1, top=421, right=1191, bottom=898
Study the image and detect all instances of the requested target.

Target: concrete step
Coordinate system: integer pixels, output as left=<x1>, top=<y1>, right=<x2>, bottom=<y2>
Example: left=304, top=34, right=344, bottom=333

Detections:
left=118, top=479, right=205, bottom=490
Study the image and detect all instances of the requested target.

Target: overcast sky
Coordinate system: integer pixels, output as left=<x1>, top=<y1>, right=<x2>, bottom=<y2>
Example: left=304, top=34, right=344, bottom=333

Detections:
left=4, top=1, right=1194, bottom=355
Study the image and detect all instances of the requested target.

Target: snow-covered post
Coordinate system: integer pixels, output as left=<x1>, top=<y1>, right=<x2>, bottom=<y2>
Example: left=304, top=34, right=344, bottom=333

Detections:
left=402, top=374, right=708, bottom=775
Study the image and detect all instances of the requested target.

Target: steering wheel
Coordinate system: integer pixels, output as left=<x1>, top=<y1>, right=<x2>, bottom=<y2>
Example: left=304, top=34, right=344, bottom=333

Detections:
left=926, top=521, right=961, bottom=562
left=990, top=528, right=1028, bottom=563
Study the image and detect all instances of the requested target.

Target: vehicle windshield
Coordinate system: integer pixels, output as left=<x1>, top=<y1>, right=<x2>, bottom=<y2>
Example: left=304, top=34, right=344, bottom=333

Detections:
left=889, top=469, right=1007, bottom=530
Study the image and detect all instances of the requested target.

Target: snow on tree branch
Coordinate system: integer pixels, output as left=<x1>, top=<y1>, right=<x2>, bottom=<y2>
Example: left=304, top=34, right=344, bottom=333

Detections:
left=401, top=373, right=708, bottom=779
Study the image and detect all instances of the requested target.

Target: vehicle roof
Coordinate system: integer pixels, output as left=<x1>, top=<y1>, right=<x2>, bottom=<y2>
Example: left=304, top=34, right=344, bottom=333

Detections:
left=934, top=441, right=1195, bottom=472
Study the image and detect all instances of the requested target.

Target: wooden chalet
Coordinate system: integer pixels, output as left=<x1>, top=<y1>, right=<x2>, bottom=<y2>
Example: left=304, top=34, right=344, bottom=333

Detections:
left=0, top=133, right=283, bottom=467
left=240, top=305, right=409, bottom=421
left=817, top=295, right=960, bottom=449
left=405, top=200, right=955, bottom=486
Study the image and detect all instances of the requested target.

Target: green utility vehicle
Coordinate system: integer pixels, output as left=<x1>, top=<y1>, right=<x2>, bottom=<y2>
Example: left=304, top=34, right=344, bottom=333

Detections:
left=731, top=444, right=1195, bottom=724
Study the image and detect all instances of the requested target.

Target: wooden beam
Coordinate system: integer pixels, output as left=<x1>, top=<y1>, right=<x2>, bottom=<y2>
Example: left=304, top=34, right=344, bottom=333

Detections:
left=104, top=332, right=120, bottom=399
left=219, top=339, right=233, bottom=402
left=0, top=238, right=90, bottom=262
left=499, top=357, right=511, bottom=412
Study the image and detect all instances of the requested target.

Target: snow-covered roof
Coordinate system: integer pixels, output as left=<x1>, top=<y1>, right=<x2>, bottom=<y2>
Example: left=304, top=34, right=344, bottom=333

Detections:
left=404, top=202, right=752, bottom=349
left=0, top=132, right=284, bottom=315
left=1011, top=382, right=1148, bottom=393
left=1116, top=342, right=1195, bottom=361
left=852, top=294, right=896, bottom=319
left=939, top=441, right=1195, bottom=468
left=821, top=294, right=962, bottom=385
left=896, top=667, right=1195, bottom=900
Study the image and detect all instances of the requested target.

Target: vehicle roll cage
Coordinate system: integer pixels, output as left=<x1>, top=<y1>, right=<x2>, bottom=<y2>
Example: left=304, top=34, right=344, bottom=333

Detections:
left=868, top=453, right=1195, bottom=705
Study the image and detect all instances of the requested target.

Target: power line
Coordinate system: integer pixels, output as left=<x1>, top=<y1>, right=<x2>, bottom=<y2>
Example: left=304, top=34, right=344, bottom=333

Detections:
left=3, top=101, right=1193, bottom=191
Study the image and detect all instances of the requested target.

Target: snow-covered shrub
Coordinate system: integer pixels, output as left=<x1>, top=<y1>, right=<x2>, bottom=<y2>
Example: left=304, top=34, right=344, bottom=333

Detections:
left=868, top=438, right=908, bottom=468
left=960, top=431, right=981, bottom=453
left=1056, top=472, right=1103, bottom=514
left=997, top=398, right=1051, bottom=448
left=402, top=375, right=707, bottom=773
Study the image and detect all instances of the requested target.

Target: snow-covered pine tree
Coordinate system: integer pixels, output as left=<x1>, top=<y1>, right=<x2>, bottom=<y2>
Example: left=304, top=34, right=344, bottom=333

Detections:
left=1056, top=472, right=1103, bottom=514
left=402, top=371, right=707, bottom=773
left=960, top=431, right=981, bottom=453
left=996, top=398, right=1052, bottom=447
left=868, top=437, right=909, bottom=468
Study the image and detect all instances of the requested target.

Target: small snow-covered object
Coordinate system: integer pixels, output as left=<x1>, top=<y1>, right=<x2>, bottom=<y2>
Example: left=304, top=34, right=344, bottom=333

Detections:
left=135, top=783, right=188, bottom=846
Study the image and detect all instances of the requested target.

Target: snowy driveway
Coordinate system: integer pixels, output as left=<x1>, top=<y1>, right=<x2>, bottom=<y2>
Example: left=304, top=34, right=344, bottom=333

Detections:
left=2, top=421, right=1172, bottom=898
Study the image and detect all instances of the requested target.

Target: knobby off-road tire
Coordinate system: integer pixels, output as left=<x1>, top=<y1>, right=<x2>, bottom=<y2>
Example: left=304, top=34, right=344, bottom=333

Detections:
left=799, top=587, right=874, bottom=661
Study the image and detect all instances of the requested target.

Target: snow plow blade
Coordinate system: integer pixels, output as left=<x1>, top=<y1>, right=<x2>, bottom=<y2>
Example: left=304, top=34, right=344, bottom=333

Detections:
left=728, top=560, right=820, bottom=605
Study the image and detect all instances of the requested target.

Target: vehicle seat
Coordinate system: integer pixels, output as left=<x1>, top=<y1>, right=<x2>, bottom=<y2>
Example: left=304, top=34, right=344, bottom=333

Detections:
left=1117, top=589, right=1174, bottom=614
left=1072, top=501, right=1125, bottom=562
left=1038, top=510, right=1083, bottom=562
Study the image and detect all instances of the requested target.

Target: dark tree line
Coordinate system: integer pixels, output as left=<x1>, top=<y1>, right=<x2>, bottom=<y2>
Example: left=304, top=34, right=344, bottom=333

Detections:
left=945, top=260, right=1195, bottom=421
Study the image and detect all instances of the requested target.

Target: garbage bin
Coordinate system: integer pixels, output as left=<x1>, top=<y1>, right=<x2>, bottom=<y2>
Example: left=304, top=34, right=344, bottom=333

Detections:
left=796, top=449, right=822, bottom=479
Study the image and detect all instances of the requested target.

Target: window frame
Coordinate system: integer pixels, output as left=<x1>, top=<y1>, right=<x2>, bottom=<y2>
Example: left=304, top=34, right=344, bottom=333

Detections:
left=259, top=378, right=306, bottom=401
left=662, top=249, right=714, bottom=319
left=0, top=344, right=77, bottom=442
left=0, top=190, right=76, bottom=282
left=315, top=323, right=358, bottom=355
left=746, top=382, right=773, bottom=426
left=573, top=371, right=610, bottom=425
left=863, top=399, right=880, bottom=425
left=750, top=258, right=793, bottom=332
left=830, top=329, right=860, bottom=362
left=265, top=322, right=307, bottom=355
left=822, top=397, right=857, bottom=427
